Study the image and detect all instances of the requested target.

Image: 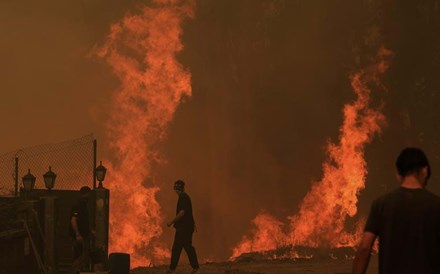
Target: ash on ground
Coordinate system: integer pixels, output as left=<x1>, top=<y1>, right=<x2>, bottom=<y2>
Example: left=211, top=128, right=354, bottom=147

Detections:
left=232, top=246, right=356, bottom=263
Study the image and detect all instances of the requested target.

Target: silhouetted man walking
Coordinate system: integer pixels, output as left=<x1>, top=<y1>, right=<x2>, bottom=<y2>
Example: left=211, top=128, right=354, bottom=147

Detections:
left=352, top=148, right=440, bottom=274
left=167, top=180, right=200, bottom=274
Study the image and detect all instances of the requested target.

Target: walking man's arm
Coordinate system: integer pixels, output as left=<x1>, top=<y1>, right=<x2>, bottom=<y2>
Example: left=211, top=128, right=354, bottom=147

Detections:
left=167, top=210, right=185, bottom=227
left=71, top=216, right=82, bottom=241
left=352, top=232, right=376, bottom=274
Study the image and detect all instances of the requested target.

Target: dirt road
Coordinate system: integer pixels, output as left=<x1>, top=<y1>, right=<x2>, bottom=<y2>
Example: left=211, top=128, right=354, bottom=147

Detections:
left=131, top=256, right=378, bottom=274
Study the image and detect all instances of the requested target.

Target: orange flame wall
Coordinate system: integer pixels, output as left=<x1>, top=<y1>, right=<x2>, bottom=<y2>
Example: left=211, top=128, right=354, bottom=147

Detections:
left=232, top=47, right=392, bottom=258
left=98, top=0, right=195, bottom=267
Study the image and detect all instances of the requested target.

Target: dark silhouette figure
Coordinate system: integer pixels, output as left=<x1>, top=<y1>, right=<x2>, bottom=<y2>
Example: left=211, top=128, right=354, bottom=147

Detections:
left=70, top=186, right=92, bottom=274
left=352, top=148, right=440, bottom=274
left=167, top=180, right=200, bottom=274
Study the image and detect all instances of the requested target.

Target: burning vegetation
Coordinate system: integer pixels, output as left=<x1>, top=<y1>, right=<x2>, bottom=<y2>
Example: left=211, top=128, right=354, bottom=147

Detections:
left=98, top=0, right=195, bottom=267
left=231, top=47, right=392, bottom=260
left=96, top=0, right=400, bottom=267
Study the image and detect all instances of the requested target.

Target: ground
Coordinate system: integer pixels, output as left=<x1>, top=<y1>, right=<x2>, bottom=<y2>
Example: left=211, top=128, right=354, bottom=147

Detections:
left=131, top=256, right=378, bottom=274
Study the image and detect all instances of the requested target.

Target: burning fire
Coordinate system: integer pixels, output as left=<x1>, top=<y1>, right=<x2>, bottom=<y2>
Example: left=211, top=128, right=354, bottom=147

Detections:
left=232, top=47, right=392, bottom=259
left=98, top=0, right=195, bottom=267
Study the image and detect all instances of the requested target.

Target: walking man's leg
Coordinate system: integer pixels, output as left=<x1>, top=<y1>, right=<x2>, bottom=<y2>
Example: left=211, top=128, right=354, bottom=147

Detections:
left=169, top=229, right=184, bottom=271
left=83, top=237, right=91, bottom=271
left=71, top=239, right=84, bottom=274
left=183, top=228, right=199, bottom=270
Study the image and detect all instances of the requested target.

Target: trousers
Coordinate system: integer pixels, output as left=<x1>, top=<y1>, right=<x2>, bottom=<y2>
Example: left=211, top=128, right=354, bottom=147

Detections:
left=70, top=237, right=90, bottom=274
left=170, top=227, right=199, bottom=270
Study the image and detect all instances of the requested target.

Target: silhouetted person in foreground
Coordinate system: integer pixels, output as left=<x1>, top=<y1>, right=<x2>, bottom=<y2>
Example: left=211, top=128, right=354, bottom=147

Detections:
left=167, top=180, right=200, bottom=274
left=70, top=186, right=93, bottom=274
left=352, top=148, right=440, bottom=274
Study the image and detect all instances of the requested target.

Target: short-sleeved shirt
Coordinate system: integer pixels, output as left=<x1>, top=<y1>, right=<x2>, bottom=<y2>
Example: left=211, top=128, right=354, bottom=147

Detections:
left=365, top=187, right=440, bottom=274
left=174, top=192, right=195, bottom=229
left=69, top=199, right=90, bottom=238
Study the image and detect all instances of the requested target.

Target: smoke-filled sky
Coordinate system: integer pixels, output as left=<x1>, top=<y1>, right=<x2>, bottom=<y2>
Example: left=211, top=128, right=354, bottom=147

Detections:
left=1, top=0, right=440, bottom=261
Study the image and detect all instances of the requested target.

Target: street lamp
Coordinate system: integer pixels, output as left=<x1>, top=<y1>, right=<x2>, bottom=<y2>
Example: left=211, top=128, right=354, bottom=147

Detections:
left=22, top=169, right=36, bottom=192
left=43, top=166, right=57, bottom=190
left=95, top=161, right=107, bottom=188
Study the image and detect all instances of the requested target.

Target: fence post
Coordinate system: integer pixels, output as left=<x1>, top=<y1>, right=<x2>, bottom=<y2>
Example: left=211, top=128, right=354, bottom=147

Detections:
left=42, top=196, right=56, bottom=274
left=94, top=188, right=110, bottom=270
left=93, top=140, right=97, bottom=190
left=14, top=157, right=18, bottom=197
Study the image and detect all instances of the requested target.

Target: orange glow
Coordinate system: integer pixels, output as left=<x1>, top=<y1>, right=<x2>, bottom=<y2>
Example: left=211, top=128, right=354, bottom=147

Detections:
left=98, top=0, right=195, bottom=267
left=233, top=47, right=392, bottom=258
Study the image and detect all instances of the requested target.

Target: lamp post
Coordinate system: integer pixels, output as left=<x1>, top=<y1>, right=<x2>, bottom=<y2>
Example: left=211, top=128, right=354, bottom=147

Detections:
left=22, top=169, right=36, bottom=192
left=42, top=167, right=57, bottom=273
left=95, top=161, right=107, bottom=188
left=22, top=169, right=36, bottom=200
left=94, top=161, right=109, bottom=269
left=43, top=166, right=57, bottom=191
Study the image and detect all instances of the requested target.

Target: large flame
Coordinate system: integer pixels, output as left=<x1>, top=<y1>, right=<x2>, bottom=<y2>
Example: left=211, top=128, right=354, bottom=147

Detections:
left=232, top=47, right=392, bottom=258
left=98, top=0, right=195, bottom=267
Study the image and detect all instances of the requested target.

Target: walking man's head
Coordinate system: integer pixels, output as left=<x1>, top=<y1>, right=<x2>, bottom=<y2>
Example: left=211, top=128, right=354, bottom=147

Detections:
left=396, top=147, right=431, bottom=186
left=174, top=180, right=185, bottom=195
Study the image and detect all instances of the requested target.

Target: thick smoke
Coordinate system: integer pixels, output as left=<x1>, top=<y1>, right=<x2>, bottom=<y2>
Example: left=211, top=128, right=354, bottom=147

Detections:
left=1, top=0, right=440, bottom=264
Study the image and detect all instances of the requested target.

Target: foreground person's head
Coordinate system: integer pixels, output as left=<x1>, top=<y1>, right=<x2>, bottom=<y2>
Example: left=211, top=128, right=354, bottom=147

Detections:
left=396, top=147, right=431, bottom=187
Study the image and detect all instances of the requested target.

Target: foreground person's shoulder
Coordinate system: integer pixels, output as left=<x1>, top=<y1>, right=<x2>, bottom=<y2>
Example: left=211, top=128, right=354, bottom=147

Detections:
left=423, top=188, right=440, bottom=206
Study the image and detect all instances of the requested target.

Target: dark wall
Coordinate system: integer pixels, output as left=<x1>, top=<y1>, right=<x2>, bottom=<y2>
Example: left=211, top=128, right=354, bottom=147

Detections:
left=23, top=189, right=95, bottom=272
left=0, top=197, right=32, bottom=274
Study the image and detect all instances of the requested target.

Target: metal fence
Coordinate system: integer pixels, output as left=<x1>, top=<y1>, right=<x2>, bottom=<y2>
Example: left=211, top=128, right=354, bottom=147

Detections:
left=0, top=135, right=96, bottom=196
